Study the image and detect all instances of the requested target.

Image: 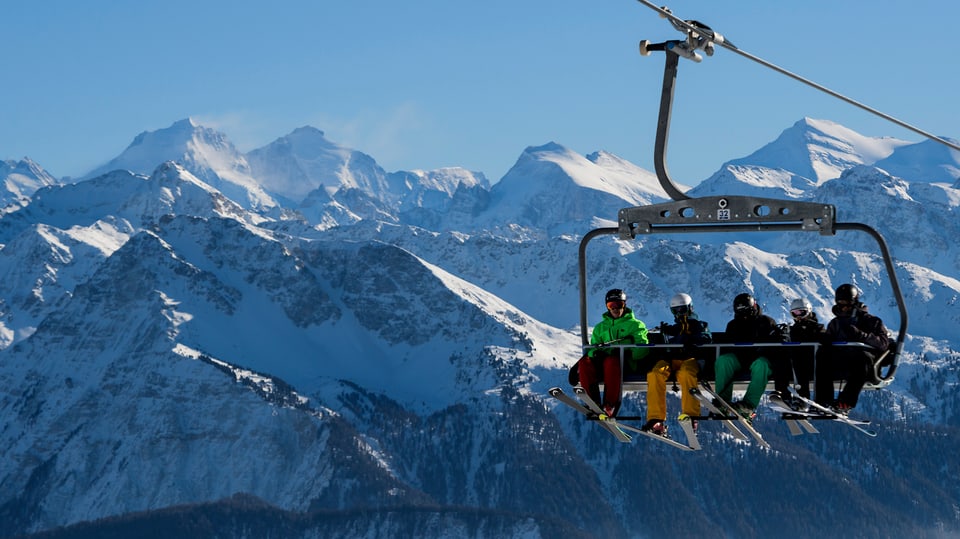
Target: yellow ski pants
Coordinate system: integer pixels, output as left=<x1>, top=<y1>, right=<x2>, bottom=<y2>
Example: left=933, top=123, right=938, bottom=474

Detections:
left=646, top=358, right=700, bottom=421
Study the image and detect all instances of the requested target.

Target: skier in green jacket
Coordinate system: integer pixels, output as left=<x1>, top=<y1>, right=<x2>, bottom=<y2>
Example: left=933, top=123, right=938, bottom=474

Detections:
left=576, top=289, right=650, bottom=418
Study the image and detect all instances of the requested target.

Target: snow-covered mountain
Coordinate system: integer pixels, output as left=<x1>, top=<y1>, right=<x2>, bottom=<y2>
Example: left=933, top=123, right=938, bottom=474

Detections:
left=1, top=158, right=58, bottom=210
left=692, top=118, right=913, bottom=199
left=733, top=117, right=908, bottom=182
left=246, top=126, right=391, bottom=205
left=873, top=136, right=960, bottom=184
left=81, top=119, right=278, bottom=212
left=480, top=143, right=674, bottom=236
left=2, top=118, right=960, bottom=538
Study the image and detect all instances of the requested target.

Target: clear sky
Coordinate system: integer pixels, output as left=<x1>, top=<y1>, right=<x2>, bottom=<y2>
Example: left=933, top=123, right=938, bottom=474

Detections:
left=3, top=0, right=957, bottom=184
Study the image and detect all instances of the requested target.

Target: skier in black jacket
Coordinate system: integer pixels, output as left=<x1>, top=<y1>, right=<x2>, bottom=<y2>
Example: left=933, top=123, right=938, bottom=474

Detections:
left=814, top=284, right=890, bottom=415
left=714, top=293, right=783, bottom=422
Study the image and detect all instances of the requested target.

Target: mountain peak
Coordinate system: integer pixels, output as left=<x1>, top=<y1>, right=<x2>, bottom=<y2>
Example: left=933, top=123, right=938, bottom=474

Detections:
left=289, top=125, right=325, bottom=138
left=124, top=118, right=209, bottom=150
left=720, top=117, right=910, bottom=184
left=524, top=142, right=565, bottom=154
left=245, top=128, right=386, bottom=204
left=86, top=119, right=234, bottom=179
left=79, top=120, right=277, bottom=211
left=481, top=142, right=671, bottom=232
left=1, top=157, right=59, bottom=207
left=172, top=117, right=200, bottom=129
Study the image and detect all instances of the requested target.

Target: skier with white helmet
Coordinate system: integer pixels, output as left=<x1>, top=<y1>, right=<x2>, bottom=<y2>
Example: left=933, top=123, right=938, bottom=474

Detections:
left=643, top=292, right=712, bottom=438
left=771, top=297, right=824, bottom=408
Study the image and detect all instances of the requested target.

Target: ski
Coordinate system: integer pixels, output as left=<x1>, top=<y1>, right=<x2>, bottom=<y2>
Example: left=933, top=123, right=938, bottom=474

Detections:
left=694, top=384, right=770, bottom=449
left=615, top=421, right=698, bottom=452
left=575, top=388, right=702, bottom=450
left=688, top=387, right=749, bottom=442
left=571, top=387, right=633, bottom=443
left=782, top=417, right=813, bottom=436
left=551, top=386, right=699, bottom=450
left=768, top=391, right=874, bottom=427
left=549, top=387, right=631, bottom=442
left=677, top=414, right=702, bottom=450
left=766, top=393, right=819, bottom=435
left=549, top=386, right=594, bottom=417
left=786, top=390, right=877, bottom=437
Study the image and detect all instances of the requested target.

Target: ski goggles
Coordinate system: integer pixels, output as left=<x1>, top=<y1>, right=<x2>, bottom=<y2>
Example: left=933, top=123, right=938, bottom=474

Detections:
left=836, top=301, right=855, bottom=312
left=790, top=308, right=809, bottom=318
left=670, top=305, right=691, bottom=316
left=606, top=300, right=626, bottom=310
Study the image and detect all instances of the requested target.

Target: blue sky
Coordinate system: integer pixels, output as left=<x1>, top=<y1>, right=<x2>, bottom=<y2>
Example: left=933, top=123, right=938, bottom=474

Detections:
left=4, top=0, right=957, bottom=184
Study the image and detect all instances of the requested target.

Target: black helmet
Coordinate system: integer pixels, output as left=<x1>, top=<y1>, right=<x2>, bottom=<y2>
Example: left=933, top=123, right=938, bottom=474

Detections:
left=734, top=293, right=759, bottom=317
left=835, top=284, right=861, bottom=304
left=605, top=289, right=627, bottom=303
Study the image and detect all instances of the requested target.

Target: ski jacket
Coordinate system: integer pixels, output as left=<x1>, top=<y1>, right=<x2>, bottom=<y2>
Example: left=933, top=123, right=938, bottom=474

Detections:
left=724, top=313, right=783, bottom=343
left=790, top=315, right=825, bottom=342
left=589, top=308, right=650, bottom=370
left=662, top=313, right=712, bottom=346
left=723, top=313, right=784, bottom=361
left=826, top=308, right=889, bottom=352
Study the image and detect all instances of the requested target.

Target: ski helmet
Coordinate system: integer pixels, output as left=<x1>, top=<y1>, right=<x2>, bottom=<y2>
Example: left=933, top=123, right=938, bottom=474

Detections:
left=734, top=293, right=759, bottom=317
left=789, top=298, right=812, bottom=318
left=669, top=293, right=693, bottom=316
left=835, top=284, right=861, bottom=304
left=605, top=289, right=627, bottom=303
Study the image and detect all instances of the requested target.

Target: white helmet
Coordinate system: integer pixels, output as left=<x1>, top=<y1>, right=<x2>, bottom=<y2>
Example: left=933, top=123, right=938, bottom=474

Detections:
left=670, top=293, right=693, bottom=317
left=789, top=298, right=813, bottom=318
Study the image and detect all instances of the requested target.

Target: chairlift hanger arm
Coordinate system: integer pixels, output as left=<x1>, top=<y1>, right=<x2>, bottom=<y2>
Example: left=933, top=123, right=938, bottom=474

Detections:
left=835, top=222, right=907, bottom=382
left=578, top=227, right=619, bottom=346
left=635, top=0, right=960, bottom=154
left=574, top=2, right=912, bottom=383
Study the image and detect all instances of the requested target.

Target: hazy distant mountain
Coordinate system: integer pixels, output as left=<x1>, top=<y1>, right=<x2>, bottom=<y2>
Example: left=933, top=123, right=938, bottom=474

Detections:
left=2, top=117, right=960, bottom=539
left=246, top=126, right=390, bottom=205
left=80, top=119, right=278, bottom=211
left=1, top=157, right=58, bottom=209
left=246, top=126, right=490, bottom=232
left=873, top=137, right=960, bottom=184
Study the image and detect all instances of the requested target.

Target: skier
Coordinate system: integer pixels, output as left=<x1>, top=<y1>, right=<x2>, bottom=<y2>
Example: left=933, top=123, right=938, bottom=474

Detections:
left=815, top=284, right=890, bottom=415
left=771, top=298, right=823, bottom=408
left=713, top=293, right=783, bottom=423
left=644, top=293, right=711, bottom=437
left=575, top=289, right=650, bottom=418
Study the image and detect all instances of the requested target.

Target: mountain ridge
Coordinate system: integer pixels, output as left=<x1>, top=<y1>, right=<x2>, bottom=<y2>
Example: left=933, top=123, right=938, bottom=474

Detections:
left=2, top=116, right=959, bottom=538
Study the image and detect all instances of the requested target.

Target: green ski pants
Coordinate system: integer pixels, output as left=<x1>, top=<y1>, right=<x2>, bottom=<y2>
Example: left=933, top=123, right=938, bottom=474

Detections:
left=714, top=353, right=772, bottom=409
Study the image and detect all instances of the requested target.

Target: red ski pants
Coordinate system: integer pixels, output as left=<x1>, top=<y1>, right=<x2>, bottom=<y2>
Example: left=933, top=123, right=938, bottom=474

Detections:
left=577, top=353, right=622, bottom=413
